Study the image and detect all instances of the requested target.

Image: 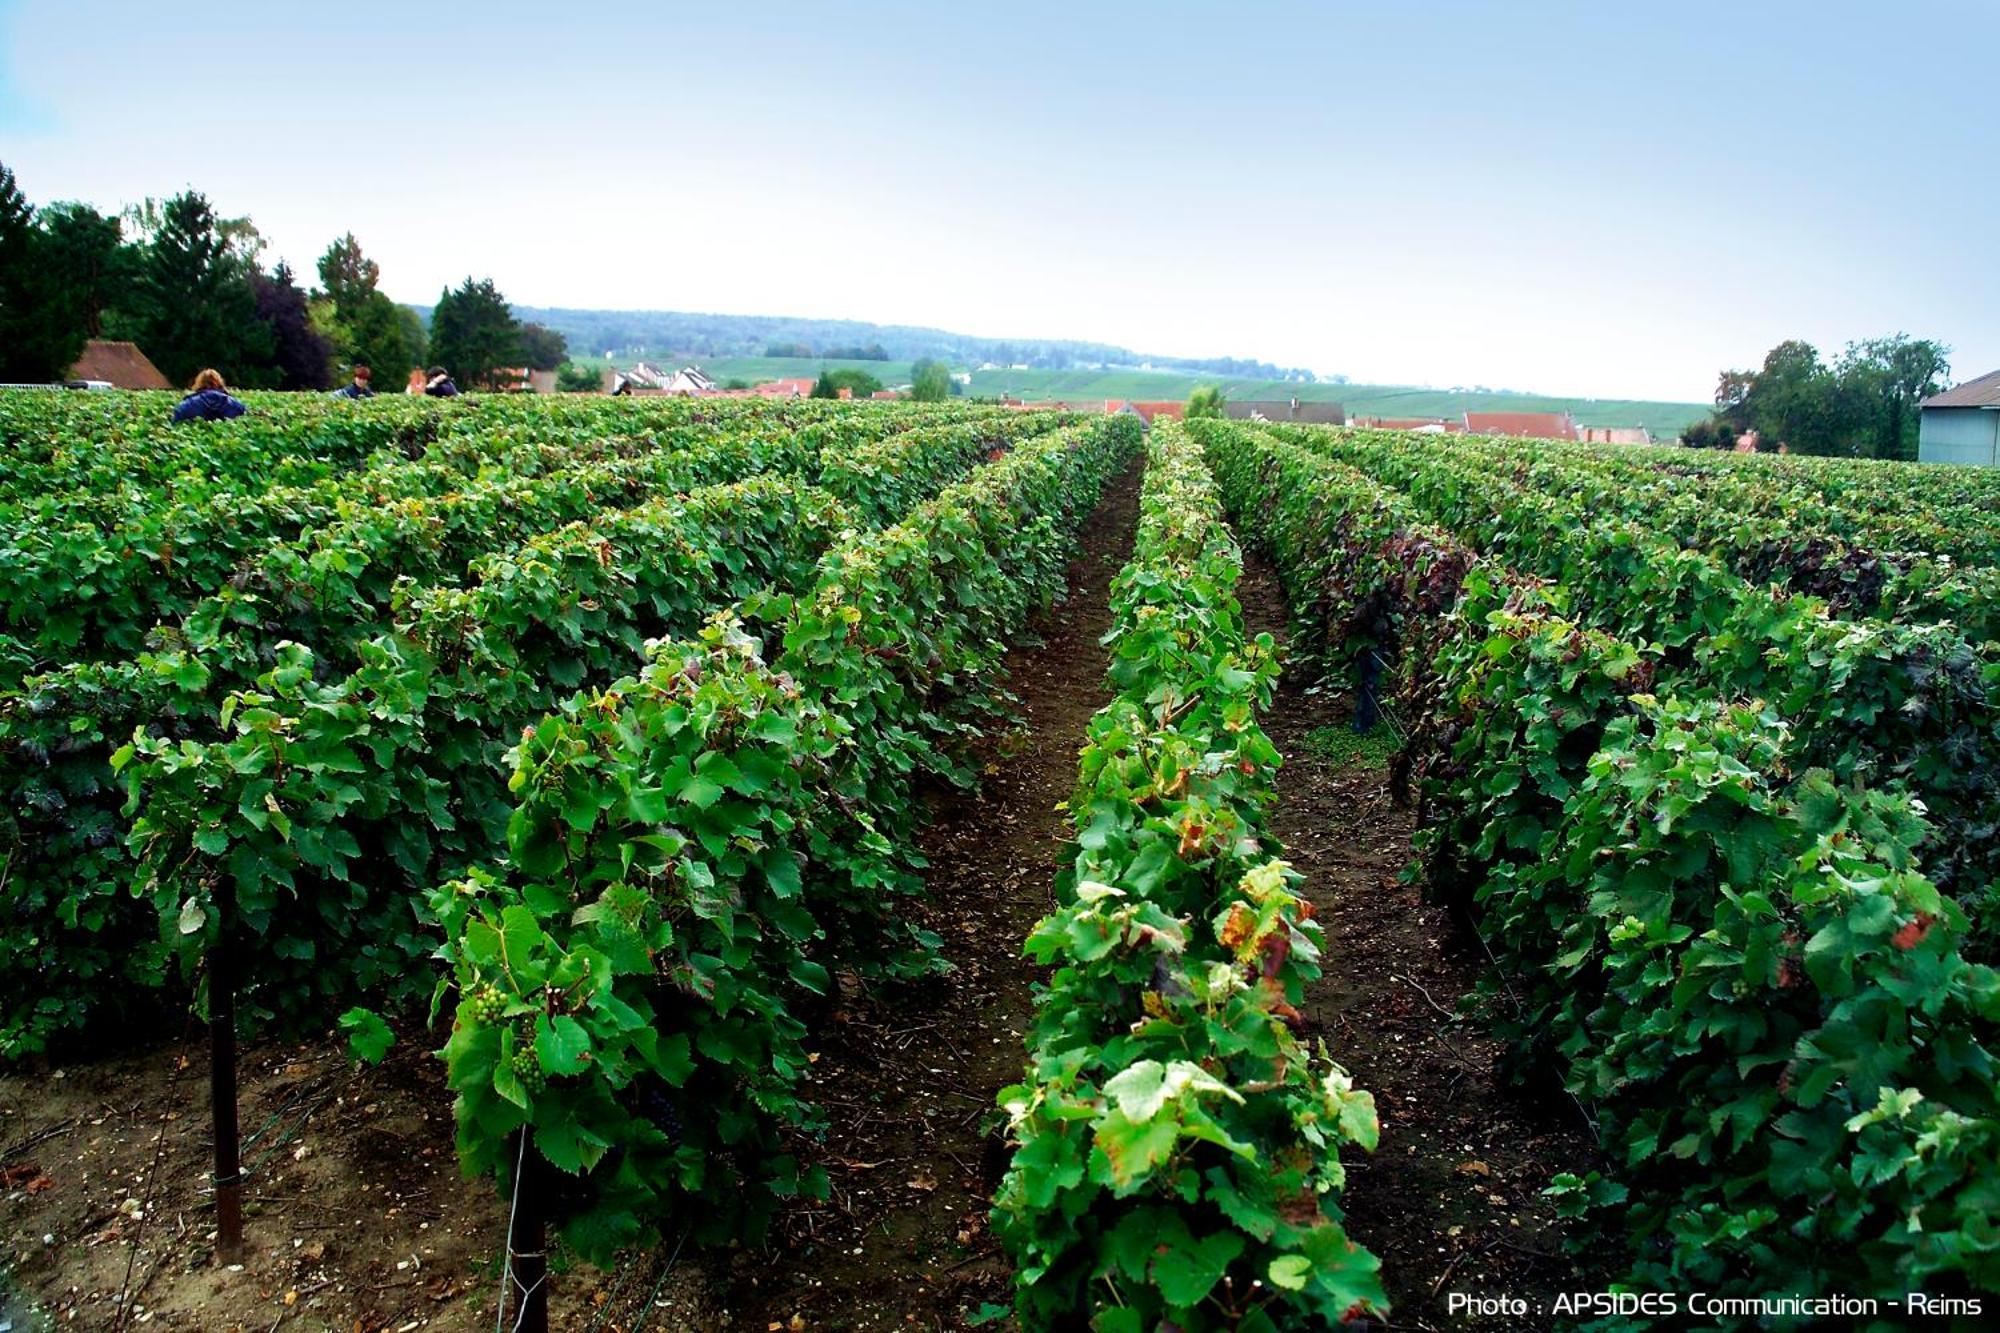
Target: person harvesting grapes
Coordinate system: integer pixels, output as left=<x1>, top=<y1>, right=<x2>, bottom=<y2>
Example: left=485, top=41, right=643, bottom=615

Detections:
left=170, top=368, right=247, bottom=424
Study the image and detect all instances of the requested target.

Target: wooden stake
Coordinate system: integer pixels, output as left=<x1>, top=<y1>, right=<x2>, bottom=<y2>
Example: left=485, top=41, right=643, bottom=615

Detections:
left=210, top=881, right=243, bottom=1263
left=506, top=1129, right=548, bottom=1333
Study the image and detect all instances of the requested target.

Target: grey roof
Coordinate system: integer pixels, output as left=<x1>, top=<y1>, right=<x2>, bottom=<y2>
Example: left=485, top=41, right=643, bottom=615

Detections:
left=1923, top=369, right=2000, bottom=409
left=1223, top=399, right=1347, bottom=424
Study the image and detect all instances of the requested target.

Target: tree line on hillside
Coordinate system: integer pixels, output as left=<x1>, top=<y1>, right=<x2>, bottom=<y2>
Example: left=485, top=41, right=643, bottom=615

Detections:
left=0, top=161, right=582, bottom=391
left=773, top=341, right=889, bottom=360
left=1684, top=335, right=1950, bottom=459
left=506, top=307, right=1317, bottom=382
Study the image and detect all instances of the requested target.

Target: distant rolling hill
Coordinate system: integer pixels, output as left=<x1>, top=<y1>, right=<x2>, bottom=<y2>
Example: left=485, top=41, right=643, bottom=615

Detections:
left=515, top=304, right=1709, bottom=437
left=675, top=355, right=1708, bottom=436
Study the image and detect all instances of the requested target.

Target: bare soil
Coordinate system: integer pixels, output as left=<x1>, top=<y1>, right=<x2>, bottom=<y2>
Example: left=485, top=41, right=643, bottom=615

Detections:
left=1233, top=548, right=1590, bottom=1332
left=718, top=461, right=1143, bottom=1331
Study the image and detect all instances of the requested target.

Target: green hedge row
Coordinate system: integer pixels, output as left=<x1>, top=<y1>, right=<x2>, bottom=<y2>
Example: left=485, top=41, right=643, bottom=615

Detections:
left=995, top=421, right=1386, bottom=1331
left=1197, top=419, right=2000, bottom=1315
left=429, top=416, right=1140, bottom=1261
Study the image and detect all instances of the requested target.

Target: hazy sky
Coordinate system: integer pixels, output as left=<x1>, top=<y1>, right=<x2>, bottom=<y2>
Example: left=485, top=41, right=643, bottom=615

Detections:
left=3, top=0, right=1994, bottom=402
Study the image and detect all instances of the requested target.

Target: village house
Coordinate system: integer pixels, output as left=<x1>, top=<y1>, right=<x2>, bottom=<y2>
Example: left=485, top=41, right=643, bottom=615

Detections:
left=605, top=363, right=717, bottom=396
left=1918, top=369, right=2000, bottom=466
left=66, top=339, right=172, bottom=390
left=1579, top=426, right=1652, bottom=445
left=1222, top=398, right=1347, bottom=425
left=1462, top=410, right=1578, bottom=440
left=1354, top=415, right=1460, bottom=432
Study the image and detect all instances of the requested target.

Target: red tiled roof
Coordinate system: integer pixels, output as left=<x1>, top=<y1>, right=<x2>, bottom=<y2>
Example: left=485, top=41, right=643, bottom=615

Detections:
left=68, top=339, right=172, bottom=390
left=1462, top=411, right=1576, bottom=440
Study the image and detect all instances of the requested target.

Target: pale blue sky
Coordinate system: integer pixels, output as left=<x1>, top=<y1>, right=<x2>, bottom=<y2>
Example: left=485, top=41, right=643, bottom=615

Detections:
left=3, top=0, right=1994, bottom=401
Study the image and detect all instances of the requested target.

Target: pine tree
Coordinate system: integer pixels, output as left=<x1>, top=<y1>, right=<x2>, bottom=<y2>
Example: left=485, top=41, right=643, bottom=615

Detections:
left=131, top=191, right=270, bottom=385
left=0, top=162, right=91, bottom=381
left=428, top=277, right=522, bottom=388
left=37, top=203, right=130, bottom=341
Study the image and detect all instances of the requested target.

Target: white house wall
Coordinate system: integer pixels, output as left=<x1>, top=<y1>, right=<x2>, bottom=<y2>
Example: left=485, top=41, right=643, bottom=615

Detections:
left=1918, top=408, right=1999, bottom=466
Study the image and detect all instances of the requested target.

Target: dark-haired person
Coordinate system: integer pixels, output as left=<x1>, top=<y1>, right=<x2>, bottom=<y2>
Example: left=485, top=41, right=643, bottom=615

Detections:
left=423, top=366, right=460, bottom=398
left=331, top=365, right=376, bottom=399
left=170, top=368, right=248, bottom=424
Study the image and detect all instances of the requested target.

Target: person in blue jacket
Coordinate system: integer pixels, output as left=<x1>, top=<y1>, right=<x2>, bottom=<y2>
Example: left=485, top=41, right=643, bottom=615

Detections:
left=422, top=366, right=460, bottom=397
left=171, top=368, right=248, bottom=424
left=331, top=365, right=376, bottom=399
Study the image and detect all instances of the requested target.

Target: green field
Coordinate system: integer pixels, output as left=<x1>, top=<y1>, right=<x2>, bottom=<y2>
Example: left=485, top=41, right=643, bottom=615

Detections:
left=963, top=369, right=1708, bottom=435
left=635, top=355, right=1708, bottom=435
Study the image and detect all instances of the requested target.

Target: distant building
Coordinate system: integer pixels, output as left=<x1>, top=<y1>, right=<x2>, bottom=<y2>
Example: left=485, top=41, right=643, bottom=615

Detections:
left=751, top=377, right=816, bottom=398
left=1579, top=426, right=1652, bottom=445
left=1355, top=415, right=1458, bottom=432
left=663, top=366, right=718, bottom=395
left=67, top=339, right=172, bottom=390
left=609, top=363, right=716, bottom=396
left=1918, top=370, right=2000, bottom=466
left=1108, top=400, right=1185, bottom=426
left=527, top=369, right=558, bottom=394
left=1462, top=410, right=1578, bottom=441
left=1223, top=398, right=1346, bottom=425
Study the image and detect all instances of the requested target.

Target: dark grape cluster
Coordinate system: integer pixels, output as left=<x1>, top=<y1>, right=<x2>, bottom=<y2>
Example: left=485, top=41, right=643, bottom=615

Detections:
left=630, top=1077, right=683, bottom=1144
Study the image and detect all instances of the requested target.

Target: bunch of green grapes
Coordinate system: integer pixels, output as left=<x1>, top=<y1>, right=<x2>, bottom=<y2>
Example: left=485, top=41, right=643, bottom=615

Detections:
left=464, top=981, right=506, bottom=1025
left=510, top=1035, right=548, bottom=1094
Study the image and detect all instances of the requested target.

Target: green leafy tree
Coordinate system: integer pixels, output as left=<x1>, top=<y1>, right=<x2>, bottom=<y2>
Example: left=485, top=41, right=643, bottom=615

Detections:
left=554, top=361, right=600, bottom=392
left=1185, top=385, right=1226, bottom=420
left=813, top=368, right=883, bottom=399
left=429, top=278, right=522, bottom=389
left=909, top=357, right=951, bottom=402
left=129, top=190, right=271, bottom=386
left=1717, top=335, right=1952, bottom=458
left=1680, top=418, right=1739, bottom=450
left=315, top=234, right=414, bottom=384
left=518, top=322, right=568, bottom=372
left=1714, top=368, right=1757, bottom=430
left=1836, top=335, right=1950, bottom=462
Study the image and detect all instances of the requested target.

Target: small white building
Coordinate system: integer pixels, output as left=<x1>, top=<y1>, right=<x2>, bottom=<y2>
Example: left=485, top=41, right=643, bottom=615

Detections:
left=1919, top=370, right=2000, bottom=466
left=609, top=363, right=716, bottom=396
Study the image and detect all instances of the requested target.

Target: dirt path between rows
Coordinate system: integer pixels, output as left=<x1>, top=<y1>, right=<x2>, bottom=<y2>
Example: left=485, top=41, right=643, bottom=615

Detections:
left=721, top=462, right=1143, bottom=1331
left=1232, top=548, right=1588, bottom=1333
